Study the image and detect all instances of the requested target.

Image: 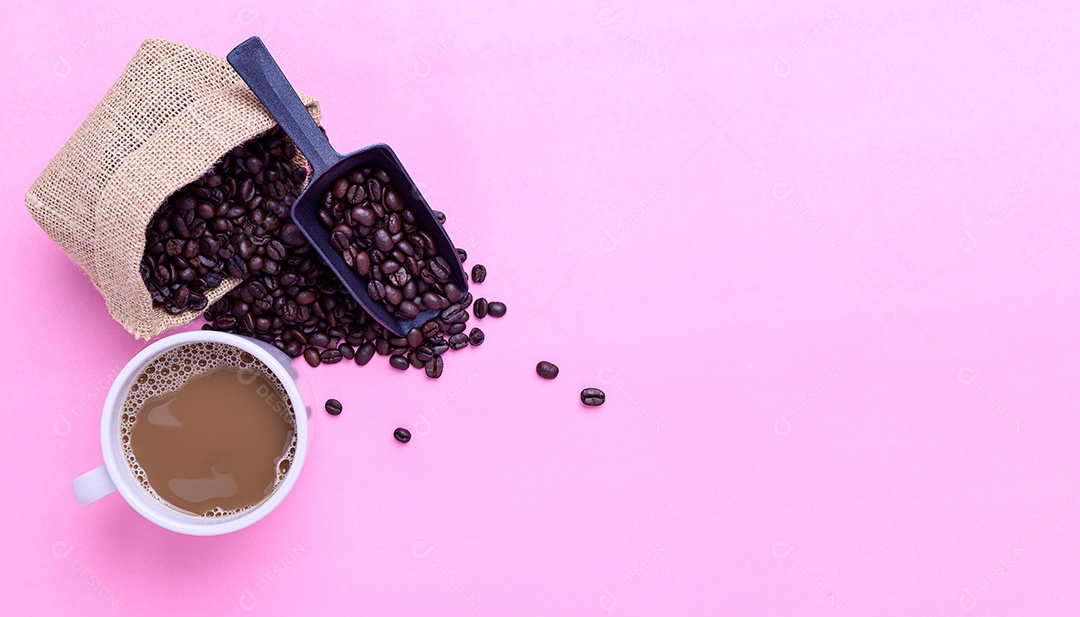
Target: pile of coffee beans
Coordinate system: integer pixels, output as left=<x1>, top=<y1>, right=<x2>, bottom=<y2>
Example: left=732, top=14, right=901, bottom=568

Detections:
left=141, top=126, right=307, bottom=314
left=138, top=129, right=505, bottom=377
left=316, top=167, right=467, bottom=322
left=140, top=127, right=509, bottom=378
left=199, top=210, right=494, bottom=377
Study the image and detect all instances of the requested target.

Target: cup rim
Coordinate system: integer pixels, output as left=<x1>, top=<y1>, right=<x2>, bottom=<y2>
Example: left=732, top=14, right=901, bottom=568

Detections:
left=99, top=330, right=309, bottom=536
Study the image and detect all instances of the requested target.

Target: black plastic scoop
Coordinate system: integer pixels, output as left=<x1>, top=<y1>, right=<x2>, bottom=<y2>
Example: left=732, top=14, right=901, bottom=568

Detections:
left=227, top=36, right=467, bottom=338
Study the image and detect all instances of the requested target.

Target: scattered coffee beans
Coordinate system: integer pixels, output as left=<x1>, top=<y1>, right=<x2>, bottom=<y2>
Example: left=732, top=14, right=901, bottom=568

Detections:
left=394, top=427, right=412, bottom=443
left=580, top=388, right=606, bottom=406
left=536, top=361, right=559, bottom=380
left=487, top=301, right=507, bottom=318
left=325, top=399, right=342, bottom=416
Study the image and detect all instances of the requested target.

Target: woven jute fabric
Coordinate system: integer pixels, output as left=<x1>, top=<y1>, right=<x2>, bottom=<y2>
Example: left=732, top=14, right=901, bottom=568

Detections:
left=25, top=38, right=321, bottom=339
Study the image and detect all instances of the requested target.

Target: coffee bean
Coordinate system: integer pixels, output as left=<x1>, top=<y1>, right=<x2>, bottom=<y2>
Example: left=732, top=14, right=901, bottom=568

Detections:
left=487, top=301, right=507, bottom=318
left=383, top=188, right=403, bottom=212
left=406, top=328, right=424, bottom=349
left=280, top=223, right=307, bottom=246
left=456, top=248, right=467, bottom=263
left=468, top=328, right=484, bottom=346
left=320, top=349, right=343, bottom=364
left=367, top=280, right=386, bottom=301
left=346, top=183, right=366, bottom=204
left=424, top=355, right=444, bottom=379
left=536, top=361, right=559, bottom=380
left=471, top=264, right=486, bottom=283
left=581, top=388, right=606, bottom=406
left=394, top=427, right=411, bottom=443
left=355, top=342, right=376, bottom=366
left=304, top=347, right=321, bottom=367
left=325, top=399, right=342, bottom=416
left=430, top=256, right=451, bottom=281
left=389, top=355, right=410, bottom=371
left=372, top=228, right=393, bottom=252
left=448, top=333, right=469, bottom=350
left=444, top=283, right=462, bottom=303
left=473, top=297, right=488, bottom=318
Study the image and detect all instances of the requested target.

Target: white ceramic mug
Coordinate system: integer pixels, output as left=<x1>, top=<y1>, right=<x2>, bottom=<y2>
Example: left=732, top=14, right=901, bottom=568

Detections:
left=72, top=331, right=311, bottom=536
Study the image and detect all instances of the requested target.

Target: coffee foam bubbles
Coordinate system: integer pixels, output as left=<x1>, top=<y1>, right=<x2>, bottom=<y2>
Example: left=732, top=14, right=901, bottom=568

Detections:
left=119, top=342, right=296, bottom=518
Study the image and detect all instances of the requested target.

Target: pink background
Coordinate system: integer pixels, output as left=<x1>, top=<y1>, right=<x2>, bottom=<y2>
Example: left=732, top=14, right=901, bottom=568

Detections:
left=2, top=0, right=1079, bottom=614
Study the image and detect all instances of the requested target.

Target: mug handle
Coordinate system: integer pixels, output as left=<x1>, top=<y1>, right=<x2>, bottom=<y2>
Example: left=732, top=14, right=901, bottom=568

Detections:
left=73, top=465, right=116, bottom=506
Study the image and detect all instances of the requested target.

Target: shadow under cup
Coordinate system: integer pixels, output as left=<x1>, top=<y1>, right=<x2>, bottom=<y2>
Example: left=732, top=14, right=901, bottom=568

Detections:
left=88, top=331, right=310, bottom=536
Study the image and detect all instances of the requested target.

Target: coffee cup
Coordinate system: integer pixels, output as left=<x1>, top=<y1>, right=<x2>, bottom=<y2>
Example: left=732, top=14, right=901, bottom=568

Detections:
left=71, top=331, right=311, bottom=536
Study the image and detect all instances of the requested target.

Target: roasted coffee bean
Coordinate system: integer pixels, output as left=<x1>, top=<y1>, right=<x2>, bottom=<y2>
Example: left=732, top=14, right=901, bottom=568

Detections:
left=384, top=285, right=403, bottom=305
left=346, top=183, right=366, bottom=204
left=487, top=301, right=507, bottom=317
left=581, top=388, right=606, bottom=406
left=280, top=223, right=306, bottom=246
left=444, top=283, right=462, bottom=303
left=355, top=342, right=376, bottom=365
left=383, top=188, right=403, bottom=212
left=536, top=361, right=559, bottom=380
left=320, top=349, right=343, bottom=364
left=367, top=280, right=386, bottom=301
left=406, top=328, right=424, bottom=349
left=429, top=256, right=451, bottom=281
left=422, top=291, right=443, bottom=310
left=394, top=427, right=412, bottom=443
left=373, top=228, right=394, bottom=252
left=330, top=231, right=351, bottom=252
left=447, top=322, right=467, bottom=335
left=473, top=297, right=488, bottom=318
left=424, top=355, right=444, bottom=379
left=456, top=248, right=467, bottom=263
left=309, top=332, right=330, bottom=347
left=448, top=333, right=469, bottom=350
left=304, top=347, right=321, bottom=367
left=389, top=355, right=410, bottom=371
left=398, top=300, right=420, bottom=318
left=471, top=264, right=487, bottom=283
left=415, top=346, right=434, bottom=362
left=468, top=328, right=484, bottom=346
left=325, top=399, right=343, bottom=416
left=422, top=320, right=441, bottom=339
left=408, top=352, right=424, bottom=369
left=338, top=343, right=355, bottom=360
left=332, top=178, right=349, bottom=199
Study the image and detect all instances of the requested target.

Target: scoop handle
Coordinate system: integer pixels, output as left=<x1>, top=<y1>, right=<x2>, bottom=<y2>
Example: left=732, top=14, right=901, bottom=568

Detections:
left=227, top=36, right=339, bottom=177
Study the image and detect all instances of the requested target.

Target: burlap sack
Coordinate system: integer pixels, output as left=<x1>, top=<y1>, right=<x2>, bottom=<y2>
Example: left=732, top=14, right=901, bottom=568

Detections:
left=25, top=38, right=321, bottom=339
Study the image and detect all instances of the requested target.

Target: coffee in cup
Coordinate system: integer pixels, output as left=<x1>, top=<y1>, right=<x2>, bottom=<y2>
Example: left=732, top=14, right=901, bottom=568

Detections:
left=119, top=341, right=296, bottom=517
